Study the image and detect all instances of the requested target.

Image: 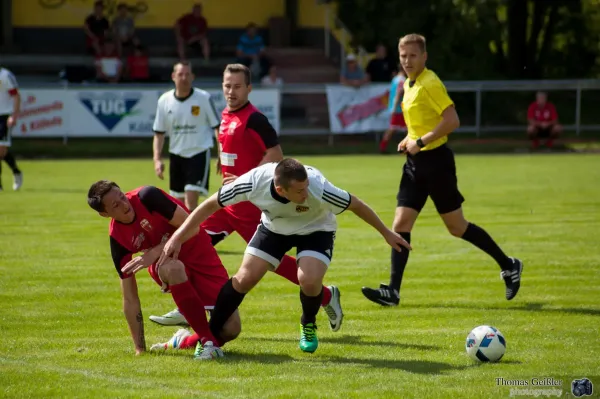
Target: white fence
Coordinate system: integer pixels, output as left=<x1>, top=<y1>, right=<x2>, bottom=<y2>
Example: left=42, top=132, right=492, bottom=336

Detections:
left=18, top=80, right=600, bottom=140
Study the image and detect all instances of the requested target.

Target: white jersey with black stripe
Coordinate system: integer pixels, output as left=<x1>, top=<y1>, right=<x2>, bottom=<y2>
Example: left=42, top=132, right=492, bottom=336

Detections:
left=0, top=68, right=18, bottom=115
left=217, top=162, right=351, bottom=235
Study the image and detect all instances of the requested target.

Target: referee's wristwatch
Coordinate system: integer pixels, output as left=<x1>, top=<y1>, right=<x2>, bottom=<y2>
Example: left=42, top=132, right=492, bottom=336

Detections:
left=416, top=138, right=426, bottom=148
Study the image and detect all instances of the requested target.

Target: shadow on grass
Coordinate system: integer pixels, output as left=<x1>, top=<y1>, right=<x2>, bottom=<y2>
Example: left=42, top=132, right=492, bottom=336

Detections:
left=246, top=334, right=441, bottom=351
left=223, top=350, right=472, bottom=374
left=405, top=302, right=600, bottom=317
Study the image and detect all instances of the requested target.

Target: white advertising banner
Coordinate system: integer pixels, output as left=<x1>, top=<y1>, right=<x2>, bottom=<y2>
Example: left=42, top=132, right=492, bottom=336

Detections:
left=15, top=87, right=281, bottom=138
left=15, top=90, right=73, bottom=138
left=326, top=84, right=391, bottom=134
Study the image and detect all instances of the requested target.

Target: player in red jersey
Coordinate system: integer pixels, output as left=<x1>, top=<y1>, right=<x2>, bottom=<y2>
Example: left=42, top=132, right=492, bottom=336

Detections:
left=87, top=180, right=241, bottom=360
left=150, top=63, right=344, bottom=334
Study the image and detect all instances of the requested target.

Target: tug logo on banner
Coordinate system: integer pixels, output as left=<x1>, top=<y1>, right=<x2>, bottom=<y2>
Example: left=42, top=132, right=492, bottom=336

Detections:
left=79, top=92, right=142, bottom=131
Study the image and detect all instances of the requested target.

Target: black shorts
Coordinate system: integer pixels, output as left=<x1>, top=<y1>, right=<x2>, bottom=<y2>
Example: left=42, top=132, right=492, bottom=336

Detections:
left=0, top=115, right=12, bottom=147
left=532, top=126, right=553, bottom=138
left=396, top=144, right=464, bottom=214
left=246, top=223, right=336, bottom=268
left=169, top=150, right=210, bottom=197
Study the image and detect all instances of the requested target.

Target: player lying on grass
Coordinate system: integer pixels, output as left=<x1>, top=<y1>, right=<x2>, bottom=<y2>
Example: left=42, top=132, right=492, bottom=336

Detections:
left=158, top=159, right=412, bottom=354
left=87, top=180, right=240, bottom=360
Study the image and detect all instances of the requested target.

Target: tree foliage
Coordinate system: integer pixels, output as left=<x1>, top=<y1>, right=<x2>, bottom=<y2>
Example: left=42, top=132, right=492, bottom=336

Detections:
left=336, top=0, right=599, bottom=79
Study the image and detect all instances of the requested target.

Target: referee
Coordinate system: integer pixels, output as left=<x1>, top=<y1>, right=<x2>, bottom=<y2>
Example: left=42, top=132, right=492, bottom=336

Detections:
left=361, top=34, right=523, bottom=306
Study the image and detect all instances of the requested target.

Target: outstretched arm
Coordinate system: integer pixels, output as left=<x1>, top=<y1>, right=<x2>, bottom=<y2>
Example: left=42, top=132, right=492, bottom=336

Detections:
left=157, top=193, right=222, bottom=265
left=347, top=195, right=412, bottom=252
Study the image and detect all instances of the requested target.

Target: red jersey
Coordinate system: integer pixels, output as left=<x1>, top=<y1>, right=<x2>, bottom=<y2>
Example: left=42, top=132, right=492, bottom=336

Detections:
left=177, top=13, right=208, bottom=40
left=109, top=186, right=221, bottom=279
left=127, top=55, right=149, bottom=80
left=218, top=102, right=279, bottom=221
left=527, top=102, right=558, bottom=122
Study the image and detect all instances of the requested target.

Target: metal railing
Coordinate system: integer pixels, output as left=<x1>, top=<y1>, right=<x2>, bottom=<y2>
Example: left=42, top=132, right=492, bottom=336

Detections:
left=21, top=79, right=600, bottom=137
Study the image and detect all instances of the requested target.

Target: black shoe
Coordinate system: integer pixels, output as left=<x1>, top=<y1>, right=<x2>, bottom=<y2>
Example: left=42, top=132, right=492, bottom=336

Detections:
left=361, top=283, right=400, bottom=306
left=501, top=257, right=523, bottom=300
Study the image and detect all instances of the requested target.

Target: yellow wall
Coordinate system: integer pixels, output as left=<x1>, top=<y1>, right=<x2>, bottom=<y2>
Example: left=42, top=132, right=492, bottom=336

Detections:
left=12, top=0, right=284, bottom=28
left=298, top=0, right=328, bottom=28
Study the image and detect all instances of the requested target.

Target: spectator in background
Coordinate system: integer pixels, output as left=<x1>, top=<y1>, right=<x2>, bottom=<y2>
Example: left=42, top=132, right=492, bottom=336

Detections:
left=340, top=54, right=369, bottom=88
left=84, top=1, right=110, bottom=55
left=112, top=3, right=140, bottom=56
left=126, top=46, right=150, bottom=82
left=527, top=91, right=562, bottom=149
left=95, top=41, right=123, bottom=83
left=261, top=65, right=283, bottom=86
left=175, top=3, right=210, bottom=62
left=366, top=44, right=396, bottom=82
left=236, top=23, right=270, bottom=78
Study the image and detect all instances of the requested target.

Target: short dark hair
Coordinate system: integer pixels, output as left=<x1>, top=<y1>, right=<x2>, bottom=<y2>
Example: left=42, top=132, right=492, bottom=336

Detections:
left=174, top=60, right=192, bottom=71
left=274, top=159, right=308, bottom=189
left=224, top=63, right=251, bottom=86
left=88, top=180, right=119, bottom=212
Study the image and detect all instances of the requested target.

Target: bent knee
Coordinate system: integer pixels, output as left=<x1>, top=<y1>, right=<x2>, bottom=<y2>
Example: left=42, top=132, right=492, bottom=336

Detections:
left=158, top=259, right=186, bottom=283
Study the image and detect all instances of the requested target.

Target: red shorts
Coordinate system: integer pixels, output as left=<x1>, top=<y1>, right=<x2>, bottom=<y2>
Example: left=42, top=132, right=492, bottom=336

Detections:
left=147, top=243, right=229, bottom=309
left=201, top=207, right=260, bottom=243
left=390, top=113, right=406, bottom=129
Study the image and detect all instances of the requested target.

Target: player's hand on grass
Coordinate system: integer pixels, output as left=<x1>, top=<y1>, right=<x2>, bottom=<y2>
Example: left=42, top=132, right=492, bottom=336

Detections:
left=223, top=172, right=238, bottom=185
left=154, top=160, right=165, bottom=180
left=158, top=236, right=182, bottom=266
left=135, top=347, right=145, bottom=356
left=122, top=252, right=156, bottom=274
left=384, top=229, right=412, bottom=252
left=405, top=139, right=421, bottom=155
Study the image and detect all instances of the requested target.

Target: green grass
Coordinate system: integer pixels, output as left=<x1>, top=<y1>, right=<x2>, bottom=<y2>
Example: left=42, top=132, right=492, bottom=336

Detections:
left=1, top=154, right=599, bottom=398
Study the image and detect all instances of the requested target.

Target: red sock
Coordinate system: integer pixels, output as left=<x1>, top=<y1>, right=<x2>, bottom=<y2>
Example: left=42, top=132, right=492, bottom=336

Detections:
left=274, top=255, right=332, bottom=306
left=546, top=138, right=554, bottom=148
left=179, top=333, right=200, bottom=349
left=170, top=280, right=217, bottom=346
left=379, top=139, right=389, bottom=152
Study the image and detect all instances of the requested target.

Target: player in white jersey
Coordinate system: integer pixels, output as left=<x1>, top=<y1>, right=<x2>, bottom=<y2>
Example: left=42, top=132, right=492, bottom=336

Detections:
left=153, top=61, right=221, bottom=210
left=0, top=67, right=23, bottom=191
left=158, top=158, right=411, bottom=354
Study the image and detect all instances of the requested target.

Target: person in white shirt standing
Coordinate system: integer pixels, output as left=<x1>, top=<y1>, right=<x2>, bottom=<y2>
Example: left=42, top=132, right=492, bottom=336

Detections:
left=0, top=67, right=23, bottom=192
left=158, top=158, right=412, bottom=354
left=153, top=61, right=220, bottom=210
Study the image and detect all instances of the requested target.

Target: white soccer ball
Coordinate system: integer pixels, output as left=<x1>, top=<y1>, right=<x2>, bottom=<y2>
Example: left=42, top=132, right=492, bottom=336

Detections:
left=465, top=325, right=506, bottom=362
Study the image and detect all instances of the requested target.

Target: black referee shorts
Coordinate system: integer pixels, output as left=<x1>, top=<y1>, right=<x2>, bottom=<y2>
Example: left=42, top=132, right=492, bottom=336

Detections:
left=396, top=144, right=464, bottom=214
left=0, top=115, right=12, bottom=147
left=246, top=223, right=336, bottom=269
left=169, top=150, right=211, bottom=197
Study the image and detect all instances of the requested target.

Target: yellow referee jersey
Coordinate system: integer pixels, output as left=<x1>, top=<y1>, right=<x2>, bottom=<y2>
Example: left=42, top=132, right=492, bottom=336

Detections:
left=402, top=68, right=454, bottom=151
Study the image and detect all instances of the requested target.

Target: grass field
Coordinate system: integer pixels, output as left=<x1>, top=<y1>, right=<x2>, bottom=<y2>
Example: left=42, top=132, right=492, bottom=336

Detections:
left=1, top=154, right=599, bottom=398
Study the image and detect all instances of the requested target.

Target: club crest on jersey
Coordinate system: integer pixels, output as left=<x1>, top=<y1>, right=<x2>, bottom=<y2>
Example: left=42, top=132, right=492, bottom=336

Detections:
left=132, top=233, right=145, bottom=249
left=140, top=219, right=152, bottom=232
left=191, top=105, right=200, bottom=116
left=227, top=121, right=237, bottom=135
left=296, top=205, right=310, bottom=213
